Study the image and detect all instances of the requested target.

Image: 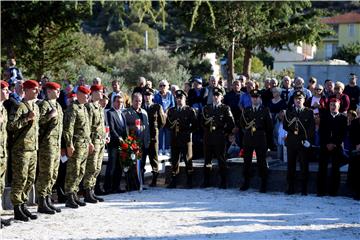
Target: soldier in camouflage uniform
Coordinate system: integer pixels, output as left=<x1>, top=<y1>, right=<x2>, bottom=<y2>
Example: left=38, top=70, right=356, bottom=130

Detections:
left=0, top=81, right=11, bottom=227
left=200, top=87, right=235, bottom=189
left=7, top=80, right=40, bottom=222
left=142, top=87, right=166, bottom=187
left=35, top=82, right=63, bottom=214
left=83, top=84, right=106, bottom=203
left=166, top=90, right=197, bottom=188
left=63, top=86, right=93, bottom=208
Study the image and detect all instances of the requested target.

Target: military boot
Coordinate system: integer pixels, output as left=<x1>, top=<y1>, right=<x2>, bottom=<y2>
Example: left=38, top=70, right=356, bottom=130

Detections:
left=259, top=178, right=267, bottom=193
left=74, top=193, right=86, bottom=206
left=92, top=187, right=104, bottom=202
left=149, top=172, right=159, bottom=187
left=84, top=189, right=98, bottom=204
left=37, top=196, right=55, bottom=214
left=186, top=173, right=193, bottom=189
left=47, top=195, right=61, bottom=212
left=166, top=175, right=177, bottom=188
left=219, top=169, right=227, bottom=189
left=285, top=184, right=295, bottom=195
left=240, top=178, right=250, bottom=191
left=14, top=205, right=29, bottom=222
left=1, top=218, right=11, bottom=227
left=21, top=203, right=37, bottom=220
left=200, top=168, right=211, bottom=188
left=65, top=193, right=79, bottom=209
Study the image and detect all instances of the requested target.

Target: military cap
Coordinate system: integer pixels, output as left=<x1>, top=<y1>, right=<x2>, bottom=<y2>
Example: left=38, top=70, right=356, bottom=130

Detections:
left=1, top=80, right=9, bottom=89
left=212, top=87, right=224, bottom=95
left=329, top=98, right=341, bottom=104
left=45, top=82, right=61, bottom=90
left=90, top=84, right=104, bottom=93
left=68, top=91, right=76, bottom=98
left=143, top=87, right=155, bottom=96
left=175, top=89, right=187, bottom=98
left=293, top=90, right=305, bottom=99
left=23, top=80, right=39, bottom=89
left=77, top=85, right=91, bottom=95
left=249, top=89, right=261, bottom=97
left=193, top=76, right=203, bottom=84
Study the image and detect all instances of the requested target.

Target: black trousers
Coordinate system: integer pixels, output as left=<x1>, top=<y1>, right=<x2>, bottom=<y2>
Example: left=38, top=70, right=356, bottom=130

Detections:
left=142, top=139, right=159, bottom=173
left=243, top=144, right=268, bottom=181
left=287, top=145, right=309, bottom=190
left=204, top=142, right=227, bottom=171
left=318, top=146, right=343, bottom=195
left=170, top=143, right=193, bottom=176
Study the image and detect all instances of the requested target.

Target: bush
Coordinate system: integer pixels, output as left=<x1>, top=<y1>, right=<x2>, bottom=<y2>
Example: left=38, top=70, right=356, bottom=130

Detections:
left=332, top=42, right=360, bottom=64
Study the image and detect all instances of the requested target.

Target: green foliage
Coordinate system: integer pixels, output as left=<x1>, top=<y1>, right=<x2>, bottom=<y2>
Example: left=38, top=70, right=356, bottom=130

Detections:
left=256, top=51, right=274, bottom=69
left=106, top=23, right=158, bottom=52
left=331, top=42, right=360, bottom=64
left=234, top=56, right=265, bottom=74
left=177, top=53, right=213, bottom=79
left=105, top=48, right=190, bottom=88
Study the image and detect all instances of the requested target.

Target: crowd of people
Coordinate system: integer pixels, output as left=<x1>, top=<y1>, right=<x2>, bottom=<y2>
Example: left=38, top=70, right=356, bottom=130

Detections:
left=0, top=59, right=359, bottom=228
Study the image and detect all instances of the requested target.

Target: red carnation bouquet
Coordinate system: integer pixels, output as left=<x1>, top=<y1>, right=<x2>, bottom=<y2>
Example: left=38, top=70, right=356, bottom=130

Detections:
left=119, top=134, right=142, bottom=171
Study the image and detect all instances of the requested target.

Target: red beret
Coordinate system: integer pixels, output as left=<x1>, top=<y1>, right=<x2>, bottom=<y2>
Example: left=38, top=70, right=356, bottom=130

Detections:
left=45, top=82, right=61, bottom=90
left=23, top=80, right=39, bottom=89
left=329, top=98, right=341, bottom=104
left=67, top=92, right=76, bottom=98
left=1, top=80, right=9, bottom=89
left=77, top=85, right=91, bottom=95
left=90, top=84, right=103, bottom=93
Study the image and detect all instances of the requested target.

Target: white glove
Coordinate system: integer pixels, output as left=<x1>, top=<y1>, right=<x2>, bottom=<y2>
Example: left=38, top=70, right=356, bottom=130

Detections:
left=60, top=155, right=68, bottom=163
left=302, top=140, right=311, bottom=148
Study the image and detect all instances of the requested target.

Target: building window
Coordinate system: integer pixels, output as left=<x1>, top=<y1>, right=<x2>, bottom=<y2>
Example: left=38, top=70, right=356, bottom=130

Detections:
left=349, top=24, right=355, bottom=37
left=333, top=24, right=339, bottom=36
left=325, top=43, right=333, bottom=58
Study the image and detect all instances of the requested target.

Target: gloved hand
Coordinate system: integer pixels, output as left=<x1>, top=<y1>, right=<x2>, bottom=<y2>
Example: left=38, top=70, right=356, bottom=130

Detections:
left=302, top=140, right=311, bottom=148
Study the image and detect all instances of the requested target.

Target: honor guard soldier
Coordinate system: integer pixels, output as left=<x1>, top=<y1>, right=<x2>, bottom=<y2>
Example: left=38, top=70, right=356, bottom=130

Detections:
left=63, top=86, right=94, bottom=208
left=166, top=90, right=197, bottom=188
left=200, top=87, right=235, bottom=189
left=7, top=80, right=40, bottom=221
left=0, top=81, right=11, bottom=227
left=239, top=89, right=273, bottom=193
left=83, top=84, right=106, bottom=203
left=318, top=98, right=347, bottom=196
left=36, top=82, right=63, bottom=214
left=143, top=87, right=166, bottom=187
left=283, top=90, right=315, bottom=195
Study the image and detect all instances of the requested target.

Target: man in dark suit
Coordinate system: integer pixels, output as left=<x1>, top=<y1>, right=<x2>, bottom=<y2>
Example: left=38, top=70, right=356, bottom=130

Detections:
left=318, top=98, right=347, bottom=196
left=142, top=87, right=166, bottom=186
left=239, top=89, right=273, bottom=193
left=200, top=87, right=235, bottom=189
left=105, top=94, right=128, bottom=194
left=283, top=90, right=315, bottom=195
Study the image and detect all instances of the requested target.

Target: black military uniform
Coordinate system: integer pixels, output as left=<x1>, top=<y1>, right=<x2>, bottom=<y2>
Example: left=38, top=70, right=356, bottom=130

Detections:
left=318, top=98, right=347, bottom=196
left=283, top=90, right=315, bottom=195
left=142, top=87, right=166, bottom=186
left=166, top=90, right=197, bottom=188
left=239, top=89, right=273, bottom=193
left=200, top=87, right=235, bottom=188
left=349, top=117, right=360, bottom=200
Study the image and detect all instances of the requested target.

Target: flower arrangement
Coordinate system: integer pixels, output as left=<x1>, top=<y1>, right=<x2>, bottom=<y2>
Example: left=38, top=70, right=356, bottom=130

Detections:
left=119, top=135, right=142, bottom=171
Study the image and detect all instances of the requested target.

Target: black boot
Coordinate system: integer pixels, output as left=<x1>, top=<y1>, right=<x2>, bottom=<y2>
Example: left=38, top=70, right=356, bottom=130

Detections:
left=219, top=169, right=227, bottom=189
left=84, top=188, right=98, bottom=204
left=285, top=184, right=295, bottom=195
left=14, top=205, right=29, bottom=222
left=21, top=203, right=37, bottom=220
left=65, top=193, right=79, bottom=209
left=259, top=178, right=267, bottom=193
left=149, top=172, right=159, bottom=187
left=74, top=193, right=86, bottom=206
left=92, top=187, right=104, bottom=202
left=1, top=218, right=11, bottom=227
left=240, top=178, right=250, bottom=191
left=47, top=195, right=61, bottom=212
left=37, top=196, right=55, bottom=214
left=167, top=175, right=177, bottom=188
left=200, top=168, right=211, bottom=188
left=301, top=182, right=308, bottom=196
left=186, top=173, right=193, bottom=189
left=56, top=187, right=67, bottom=203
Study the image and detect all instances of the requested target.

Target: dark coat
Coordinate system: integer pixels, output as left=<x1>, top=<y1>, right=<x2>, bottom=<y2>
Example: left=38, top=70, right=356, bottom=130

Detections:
left=107, top=108, right=128, bottom=148
left=319, top=111, right=347, bottom=147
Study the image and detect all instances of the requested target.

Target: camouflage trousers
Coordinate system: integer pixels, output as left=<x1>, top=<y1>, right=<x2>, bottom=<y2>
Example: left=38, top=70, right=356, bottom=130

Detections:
left=0, top=155, right=7, bottom=199
left=83, top=142, right=105, bottom=189
left=11, top=149, right=37, bottom=205
left=35, top=146, right=60, bottom=197
left=64, top=142, right=89, bottom=194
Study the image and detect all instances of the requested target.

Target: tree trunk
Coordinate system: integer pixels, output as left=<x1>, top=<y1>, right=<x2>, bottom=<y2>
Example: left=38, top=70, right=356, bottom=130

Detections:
left=243, top=47, right=252, bottom=78
left=227, top=38, right=235, bottom=85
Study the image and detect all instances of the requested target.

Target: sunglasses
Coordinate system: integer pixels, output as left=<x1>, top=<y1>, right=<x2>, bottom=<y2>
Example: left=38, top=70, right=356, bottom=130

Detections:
left=315, top=88, right=323, bottom=91
left=159, top=85, right=166, bottom=87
